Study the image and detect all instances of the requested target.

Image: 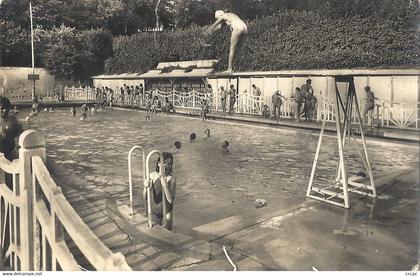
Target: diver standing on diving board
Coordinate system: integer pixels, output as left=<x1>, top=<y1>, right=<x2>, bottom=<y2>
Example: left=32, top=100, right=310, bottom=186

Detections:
left=204, top=10, right=248, bottom=73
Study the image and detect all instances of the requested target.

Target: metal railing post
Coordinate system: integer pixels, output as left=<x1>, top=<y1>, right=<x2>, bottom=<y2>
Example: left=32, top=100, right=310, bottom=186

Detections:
left=128, top=146, right=145, bottom=215
left=145, top=150, right=165, bottom=228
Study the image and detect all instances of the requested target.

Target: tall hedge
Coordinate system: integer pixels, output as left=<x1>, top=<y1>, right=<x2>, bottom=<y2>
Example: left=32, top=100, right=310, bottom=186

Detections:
left=105, top=10, right=419, bottom=74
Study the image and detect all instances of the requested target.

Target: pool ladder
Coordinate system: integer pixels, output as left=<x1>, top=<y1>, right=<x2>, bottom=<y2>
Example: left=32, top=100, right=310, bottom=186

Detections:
left=128, top=146, right=168, bottom=228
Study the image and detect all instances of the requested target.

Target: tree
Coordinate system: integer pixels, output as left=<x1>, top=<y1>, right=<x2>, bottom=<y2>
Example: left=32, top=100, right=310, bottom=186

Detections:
left=175, top=0, right=214, bottom=27
left=0, top=20, right=31, bottom=66
left=75, top=29, right=114, bottom=79
left=0, top=0, right=31, bottom=28
left=34, top=25, right=113, bottom=80
left=34, top=25, right=81, bottom=78
left=31, top=0, right=76, bottom=29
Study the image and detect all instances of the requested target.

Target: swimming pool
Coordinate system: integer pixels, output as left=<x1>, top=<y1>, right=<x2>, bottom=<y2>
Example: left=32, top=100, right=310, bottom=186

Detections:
left=18, top=108, right=418, bottom=235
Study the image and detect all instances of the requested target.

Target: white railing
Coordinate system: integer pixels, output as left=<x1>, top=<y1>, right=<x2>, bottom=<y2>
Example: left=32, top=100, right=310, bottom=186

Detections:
left=63, top=86, right=96, bottom=102
left=380, top=101, right=418, bottom=128
left=107, top=88, right=419, bottom=129
left=0, top=130, right=131, bottom=271
left=5, top=90, right=60, bottom=103
left=317, top=96, right=419, bottom=128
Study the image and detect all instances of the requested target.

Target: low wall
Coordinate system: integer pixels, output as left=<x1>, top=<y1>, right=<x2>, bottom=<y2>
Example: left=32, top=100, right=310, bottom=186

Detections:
left=0, top=67, right=85, bottom=102
left=0, top=67, right=57, bottom=98
left=0, top=130, right=131, bottom=271
left=92, top=77, right=145, bottom=94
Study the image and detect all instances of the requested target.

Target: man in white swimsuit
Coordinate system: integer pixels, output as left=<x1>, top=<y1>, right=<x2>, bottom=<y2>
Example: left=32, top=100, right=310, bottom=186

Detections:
left=205, top=10, right=248, bottom=73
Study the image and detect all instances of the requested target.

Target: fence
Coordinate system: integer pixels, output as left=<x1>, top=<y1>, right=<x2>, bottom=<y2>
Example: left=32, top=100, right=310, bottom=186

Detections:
left=131, top=88, right=418, bottom=129
left=317, top=95, right=419, bottom=128
left=0, top=130, right=131, bottom=271
left=4, top=89, right=60, bottom=103
left=63, top=86, right=96, bottom=102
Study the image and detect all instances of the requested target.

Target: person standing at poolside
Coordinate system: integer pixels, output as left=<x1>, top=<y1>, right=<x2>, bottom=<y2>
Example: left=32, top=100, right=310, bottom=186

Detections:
left=201, top=98, right=209, bottom=121
left=0, top=97, right=23, bottom=161
left=291, top=87, right=303, bottom=122
left=363, top=86, right=379, bottom=126
left=301, top=79, right=314, bottom=121
left=219, top=86, right=228, bottom=117
left=228, top=84, right=237, bottom=114
left=272, top=90, right=286, bottom=119
left=205, top=83, right=213, bottom=108
left=143, top=152, right=176, bottom=230
left=205, top=10, right=248, bottom=73
left=252, top=84, right=262, bottom=113
left=139, top=84, right=144, bottom=106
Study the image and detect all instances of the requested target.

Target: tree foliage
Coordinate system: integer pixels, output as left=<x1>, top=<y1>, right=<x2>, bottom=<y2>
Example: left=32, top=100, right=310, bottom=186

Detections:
left=105, top=9, right=419, bottom=74
left=1, top=0, right=418, bottom=79
left=34, top=26, right=113, bottom=80
left=0, top=20, right=31, bottom=66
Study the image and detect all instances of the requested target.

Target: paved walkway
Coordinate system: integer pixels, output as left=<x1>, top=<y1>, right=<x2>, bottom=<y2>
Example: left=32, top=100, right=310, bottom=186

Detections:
left=49, top=159, right=418, bottom=271
left=21, top=106, right=417, bottom=271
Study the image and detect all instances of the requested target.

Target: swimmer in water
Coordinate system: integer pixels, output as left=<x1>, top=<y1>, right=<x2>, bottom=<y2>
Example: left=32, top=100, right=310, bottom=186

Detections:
left=205, top=10, right=248, bottom=73
left=0, top=97, right=23, bottom=161
left=91, top=105, right=96, bottom=115
left=26, top=97, right=39, bottom=121
left=11, top=106, right=18, bottom=115
left=205, top=129, right=210, bottom=137
left=80, top=104, right=88, bottom=120
left=70, top=105, right=76, bottom=117
left=222, top=140, right=229, bottom=153
left=190, top=133, right=196, bottom=142
left=143, top=152, right=176, bottom=230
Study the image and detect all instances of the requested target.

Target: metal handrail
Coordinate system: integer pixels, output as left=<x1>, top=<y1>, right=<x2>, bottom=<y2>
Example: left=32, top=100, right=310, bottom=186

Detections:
left=127, top=146, right=146, bottom=215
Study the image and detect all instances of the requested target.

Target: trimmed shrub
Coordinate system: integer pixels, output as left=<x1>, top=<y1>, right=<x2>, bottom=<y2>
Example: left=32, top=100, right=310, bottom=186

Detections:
left=105, top=10, right=419, bottom=74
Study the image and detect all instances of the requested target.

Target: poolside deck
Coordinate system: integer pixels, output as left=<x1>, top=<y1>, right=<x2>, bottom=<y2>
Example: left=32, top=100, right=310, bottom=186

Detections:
left=16, top=106, right=418, bottom=271
left=49, top=160, right=419, bottom=271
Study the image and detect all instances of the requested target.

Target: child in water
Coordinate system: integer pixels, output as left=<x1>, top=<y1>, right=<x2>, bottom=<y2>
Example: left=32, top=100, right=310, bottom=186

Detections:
left=222, top=140, right=230, bottom=153
left=80, top=104, right=88, bottom=120
left=152, top=96, right=160, bottom=114
left=91, top=105, right=96, bottom=115
left=30, top=97, right=39, bottom=115
left=146, top=98, right=152, bottom=113
left=143, top=152, right=176, bottom=230
left=70, top=106, right=76, bottom=117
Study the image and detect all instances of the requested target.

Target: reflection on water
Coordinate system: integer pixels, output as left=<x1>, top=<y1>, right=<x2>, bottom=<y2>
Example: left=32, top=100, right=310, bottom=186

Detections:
left=17, top=109, right=418, bottom=211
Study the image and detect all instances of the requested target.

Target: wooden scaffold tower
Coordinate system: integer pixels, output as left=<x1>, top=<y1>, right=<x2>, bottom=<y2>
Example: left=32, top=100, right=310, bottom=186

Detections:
left=306, top=76, right=377, bottom=208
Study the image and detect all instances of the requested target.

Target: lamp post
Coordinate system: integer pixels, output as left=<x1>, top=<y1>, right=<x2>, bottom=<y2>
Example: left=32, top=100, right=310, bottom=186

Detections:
left=29, top=2, right=37, bottom=100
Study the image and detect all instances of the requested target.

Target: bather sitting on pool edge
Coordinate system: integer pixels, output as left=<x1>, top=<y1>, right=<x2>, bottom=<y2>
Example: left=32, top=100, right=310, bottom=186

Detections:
left=143, top=152, right=176, bottom=230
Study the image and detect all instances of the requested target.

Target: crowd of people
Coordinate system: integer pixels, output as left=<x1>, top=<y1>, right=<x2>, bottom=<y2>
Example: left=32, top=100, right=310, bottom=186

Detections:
left=22, top=78, right=378, bottom=125
left=0, top=76, right=380, bottom=232
left=91, top=78, right=323, bottom=123
left=212, top=79, right=319, bottom=122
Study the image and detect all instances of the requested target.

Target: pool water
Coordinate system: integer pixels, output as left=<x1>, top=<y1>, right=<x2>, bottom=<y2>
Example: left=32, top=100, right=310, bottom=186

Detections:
left=17, top=108, right=418, bottom=234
